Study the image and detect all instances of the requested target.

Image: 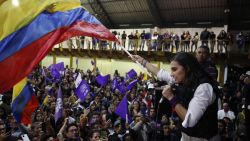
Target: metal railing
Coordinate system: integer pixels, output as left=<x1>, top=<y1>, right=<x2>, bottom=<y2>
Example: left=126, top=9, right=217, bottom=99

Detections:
left=54, top=37, right=250, bottom=55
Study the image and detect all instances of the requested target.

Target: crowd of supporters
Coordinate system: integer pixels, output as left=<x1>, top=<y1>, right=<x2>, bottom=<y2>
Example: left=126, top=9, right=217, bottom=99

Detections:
left=0, top=56, right=249, bottom=141
left=67, top=29, right=250, bottom=54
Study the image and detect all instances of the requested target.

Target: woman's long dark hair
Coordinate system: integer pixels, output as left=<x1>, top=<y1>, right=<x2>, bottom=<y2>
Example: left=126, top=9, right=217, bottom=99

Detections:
left=171, top=52, right=219, bottom=104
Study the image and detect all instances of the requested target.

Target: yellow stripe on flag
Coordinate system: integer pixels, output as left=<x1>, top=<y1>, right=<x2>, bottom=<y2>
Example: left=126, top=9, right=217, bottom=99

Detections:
left=0, top=0, right=80, bottom=41
left=43, top=95, right=49, bottom=105
left=46, top=1, right=81, bottom=13
left=12, top=77, right=27, bottom=101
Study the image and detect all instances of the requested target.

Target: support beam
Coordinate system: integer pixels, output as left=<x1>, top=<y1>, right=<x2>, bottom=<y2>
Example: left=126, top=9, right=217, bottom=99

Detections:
left=157, top=61, right=161, bottom=69
left=53, top=55, right=56, bottom=64
left=70, top=55, right=73, bottom=68
left=86, top=0, right=114, bottom=28
left=146, top=0, right=163, bottom=27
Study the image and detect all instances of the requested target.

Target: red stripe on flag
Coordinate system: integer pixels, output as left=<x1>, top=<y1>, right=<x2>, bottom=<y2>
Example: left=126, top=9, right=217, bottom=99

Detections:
left=20, top=95, right=39, bottom=124
left=0, top=21, right=117, bottom=93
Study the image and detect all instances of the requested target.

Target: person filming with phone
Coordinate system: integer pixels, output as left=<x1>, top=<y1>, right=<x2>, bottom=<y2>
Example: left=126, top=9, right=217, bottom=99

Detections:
left=131, top=52, right=220, bottom=141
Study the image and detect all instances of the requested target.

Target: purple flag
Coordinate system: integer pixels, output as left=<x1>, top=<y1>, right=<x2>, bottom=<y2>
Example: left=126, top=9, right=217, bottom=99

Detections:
left=49, top=62, right=64, bottom=81
left=75, top=73, right=82, bottom=88
left=126, top=79, right=138, bottom=91
left=112, top=78, right=118, bottom=91
left=75, top=80, right=90, bottom=102
left=96, top=74, right=110, bottom=87
left=117, top=80, right=126, bottom=95
left=114, top=95, right=132, bottom=123
left=50, top=62, right=65, bottom=72
left=127, top=69, right=137, bottom=79
left=55, top=86, right=63, bottom=123
left=50, top=67, right=60, bottom=82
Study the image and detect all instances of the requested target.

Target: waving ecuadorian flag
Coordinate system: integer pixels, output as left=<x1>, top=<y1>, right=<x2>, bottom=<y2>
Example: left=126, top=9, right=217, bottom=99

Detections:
left=12, top=78, right=39, bottom=124
left=0, top=0, right=118, bottom=93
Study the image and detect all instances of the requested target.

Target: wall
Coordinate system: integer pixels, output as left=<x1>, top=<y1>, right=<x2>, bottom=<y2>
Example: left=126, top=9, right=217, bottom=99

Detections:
left=42, top=55, right=222, bottom=82
left=41, top=55, right=167, bottom=77
left=56, top=56, right=70, bottom=67
left=41, top=56, right=53, bottom=67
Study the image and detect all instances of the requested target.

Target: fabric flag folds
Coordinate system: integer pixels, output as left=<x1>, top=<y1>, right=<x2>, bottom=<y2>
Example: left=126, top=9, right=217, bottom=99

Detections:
left=126, top=79, right=138, bottom=91
left=112, top=77, right=118, bottom=91
left=0, top=0, right=118, bottom=93
left=96, top=74, right=110, bottom=87
left=75, top=80, right=90, bottom=102
left=50, top=62, right=65, bottom=72
left=49, top=62, right=64, bottom=81
left=11, top=78, right=39, bottom=124
left=117, top=80, right=127, bottom=95
left=55, top=86, right=63, bottom=123
left=75, top=72, right=82, bottom=88
left=0, top=0, right=78, bottom=41
left=114, top=95, right=132, bottom=123
left=126, top=69, right=137, bottom=79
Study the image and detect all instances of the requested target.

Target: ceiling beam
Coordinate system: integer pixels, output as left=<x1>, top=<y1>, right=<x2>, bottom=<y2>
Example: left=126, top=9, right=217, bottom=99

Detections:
left=146, top=0, right=163, bottom=27
left=86, top=0, right=115, bottom=28
left=161, top=5, right=226, bottom=11
left=82, top=0, right=132, bottom=4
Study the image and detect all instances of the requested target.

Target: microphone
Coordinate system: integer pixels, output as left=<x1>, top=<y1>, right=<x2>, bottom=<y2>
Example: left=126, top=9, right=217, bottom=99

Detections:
left=155, top=86, right=164, bottom=104
left=158, top=83, right=177, bottom=104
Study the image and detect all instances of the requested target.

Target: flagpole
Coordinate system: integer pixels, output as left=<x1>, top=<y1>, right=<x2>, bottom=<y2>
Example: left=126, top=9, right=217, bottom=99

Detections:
left=118, top=45, right=152, bottom=77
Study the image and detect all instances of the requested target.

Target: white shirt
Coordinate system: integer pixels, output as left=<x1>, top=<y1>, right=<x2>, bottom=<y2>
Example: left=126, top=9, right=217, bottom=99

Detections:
left=217, top=109, right=235, bottom=121
left=157, top=69, right=216, bottom=128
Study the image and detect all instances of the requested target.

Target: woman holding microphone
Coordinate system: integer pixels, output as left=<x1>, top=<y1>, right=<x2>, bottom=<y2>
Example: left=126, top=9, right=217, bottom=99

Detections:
left=131, top=52, right=220, bottom=141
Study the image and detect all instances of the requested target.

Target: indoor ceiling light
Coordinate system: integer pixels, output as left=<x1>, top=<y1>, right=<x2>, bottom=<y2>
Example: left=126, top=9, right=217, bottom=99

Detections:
left=12, top=0, right=19, bottom=7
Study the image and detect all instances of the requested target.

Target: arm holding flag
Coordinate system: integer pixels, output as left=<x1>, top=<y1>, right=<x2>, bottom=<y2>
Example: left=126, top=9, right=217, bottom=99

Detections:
left=118, top=45, right=152, bottom=77
left=130, top=55, right=160, bottom=76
